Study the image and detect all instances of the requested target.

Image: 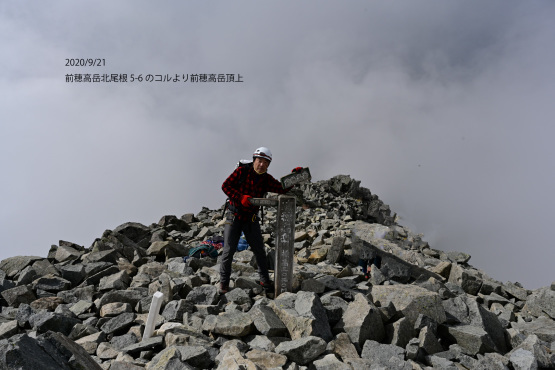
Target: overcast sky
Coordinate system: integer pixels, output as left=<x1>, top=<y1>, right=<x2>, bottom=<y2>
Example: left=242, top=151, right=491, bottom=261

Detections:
left=1, top=1, right=554, bottom=289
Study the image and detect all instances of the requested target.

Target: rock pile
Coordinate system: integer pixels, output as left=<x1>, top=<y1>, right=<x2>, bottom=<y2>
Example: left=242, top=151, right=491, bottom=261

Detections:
left=0, top=175, right=554, bottom=369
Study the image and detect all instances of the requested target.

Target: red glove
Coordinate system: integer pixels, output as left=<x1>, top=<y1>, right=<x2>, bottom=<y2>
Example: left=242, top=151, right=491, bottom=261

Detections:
left=240, top=195, right=252, bottom=207
left=291, top=167, right=303, bottom=173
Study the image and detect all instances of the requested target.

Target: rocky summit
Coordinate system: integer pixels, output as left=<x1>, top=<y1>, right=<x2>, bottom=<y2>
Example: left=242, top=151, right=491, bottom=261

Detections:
left=1, top=175, right=554, bottom=369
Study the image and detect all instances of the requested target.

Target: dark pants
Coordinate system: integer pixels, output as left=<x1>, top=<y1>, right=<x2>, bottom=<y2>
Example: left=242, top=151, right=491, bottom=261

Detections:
left=220, top=212, right=270, bottom=285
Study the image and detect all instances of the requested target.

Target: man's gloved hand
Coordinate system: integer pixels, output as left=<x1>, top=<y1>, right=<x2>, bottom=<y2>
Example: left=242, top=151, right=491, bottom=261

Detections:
left=240, top=195, right=252, bottom=207
left=291, top=167, right=303, bottom=173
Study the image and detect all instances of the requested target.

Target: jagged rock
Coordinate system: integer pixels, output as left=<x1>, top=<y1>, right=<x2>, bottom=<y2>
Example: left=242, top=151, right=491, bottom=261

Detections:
left=247, top=335, right=288, bottom=352
left=85, top=265, right=121, bottom=286
left=215, top=345, right=258, bottom=370
left=509, top=348, right=538, bottom=370
left=386, top=316, right=414, bottom=348
left=58, top=285, right=95, bottom=304
left=474, top=352, right=511, bottom=369
left=245, top=349, right=288, bottom=369
left=321, top=295, right=348, bottom=326
left=312, top=353, right=352, bottom=369
left=211, top=311, right=255, bottom=337
left=147, top=241, right=186, bottom=259
left=275, top=336, right=327, bottom=365
left=508, top=334, right=555, bottom=369
left=440, top=324, right=496, bottom=356
left=0, top=256, right=43, bottom=278
left=433, top=344, right=478, bottom=369
left=96, top=289, right=145, bottom=310
left=418, top=326, right=444, bottom=355
left=68, top=323, right=97, bottom=341
left=406, top=338, right=421, bottom=361
left=352, top=223, right=439, bottom=283
left=446, top=251, right=471, bottom=264
left=82, top=249, right=119, bottom=265
left=122, top=336, right=164, bottom=356
left=1, top=284, right=37, bottom=307
left=300, top=278, right=326, bottom=293
left=29, top=311, right=80, bottom=336
left=224, top=287, right=253, bottom=306
left=314, top=274, right=356, bottom=291
left=479, top=278, right=503, bottom=296
left=185, top=284, right=219, bottom=305
left=294, top=291, right=332, bottom=341
left=54, top=245, right=83, bottom=263
left=99, top=270, right=131, bottom=291
left=442, top=294, right=508, bottom=353
left=58, top=264, right=85, bottom=286
left=430, top=261, right=452, bottom=279
left=270, top=292, right=332, bottom=341
left=448, top=264, right=483, bottom=296
left=109, top=361, right=145, bottom=370
left=0, top=320, right=19, bottom=340
left=371, top=285, right=446, bottom=327
left=100, top=302, right=133, bottom=317
left=113, top=222, right=151, bottom=244
left=511, top=316, right=555, bottom=343
left=328, top=332, right=360, bottom=359
left=100, top=312, right=136, bottom=335
left=360, top=340, right=405, bottom=366
left=427, top=355, right=458, bottom=369
left=250, top=304, right=288, bottom=337
left=522, top=286, right=555, bottom=319
left=97, top=342, right=120, bottom=360
left=29, top=296, right=64, bottom=311
left=173, top=345, right=214, bottom=368
left=335, top=293, right=384, bottom=348
left=0, top=332, right=103, bottom=369
left=481, top=292, right=511, bottom=308
left=161, top=299, right=193, bottom=322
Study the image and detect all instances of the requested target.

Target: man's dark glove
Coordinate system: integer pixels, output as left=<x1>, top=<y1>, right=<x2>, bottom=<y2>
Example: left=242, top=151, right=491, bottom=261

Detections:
left=291, top=167, right=303, bottom=173
left=240, top=195, right=252, bottom=207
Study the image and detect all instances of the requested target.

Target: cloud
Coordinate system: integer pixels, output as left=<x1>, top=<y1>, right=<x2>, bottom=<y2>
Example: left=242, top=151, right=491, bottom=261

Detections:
left=1, top=1, right=554, bottom=289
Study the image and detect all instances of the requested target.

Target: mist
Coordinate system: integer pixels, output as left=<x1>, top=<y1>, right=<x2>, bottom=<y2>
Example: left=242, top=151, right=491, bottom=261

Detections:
left=1, top=1, right=554, bottom=289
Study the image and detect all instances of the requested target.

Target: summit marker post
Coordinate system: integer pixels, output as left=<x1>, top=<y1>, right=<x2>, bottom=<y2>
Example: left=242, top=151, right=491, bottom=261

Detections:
left=249, top=195, right=296, bottom=297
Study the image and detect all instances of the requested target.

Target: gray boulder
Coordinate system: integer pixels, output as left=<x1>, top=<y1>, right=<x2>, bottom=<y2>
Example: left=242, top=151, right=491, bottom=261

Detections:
left=511, top=316, right=555, bottom=343
left=212, top=312, right=255, bottom=337
left=250, top=304, right=288, bottom=337
left=371, top=285, right=446, bottom=327
left=1, top=285, right=37, bottom=307
left=0, top=256, right=43, bottom=278
left=185, top=284, right=219, bottom=305
left=100, top=312, right=136, bottom=335
left=275, top=336, right=327, bottom=365
left=29, top=311, right=81, bottom=336
left=0, top=332, right=102, bottom=369
left=360, top=340, right=405, bottom=366
left=440, top=324, right=496, bottom=356
left=335, top=293, right=384, bottom=348
left=522, top=287, right=555, bottom=319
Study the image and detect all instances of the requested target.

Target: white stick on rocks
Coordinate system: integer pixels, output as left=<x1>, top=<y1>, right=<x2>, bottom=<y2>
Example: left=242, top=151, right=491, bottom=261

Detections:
left=142, top=291, right=164, bottom=341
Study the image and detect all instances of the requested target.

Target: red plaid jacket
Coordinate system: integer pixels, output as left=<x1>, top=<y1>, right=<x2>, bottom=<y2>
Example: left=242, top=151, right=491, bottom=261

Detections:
left=222, top=164, right=291, bottom=218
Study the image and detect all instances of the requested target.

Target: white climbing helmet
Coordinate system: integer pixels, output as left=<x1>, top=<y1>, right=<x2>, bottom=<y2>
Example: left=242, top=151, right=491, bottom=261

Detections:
left=253, top=147, right=272, bottom=162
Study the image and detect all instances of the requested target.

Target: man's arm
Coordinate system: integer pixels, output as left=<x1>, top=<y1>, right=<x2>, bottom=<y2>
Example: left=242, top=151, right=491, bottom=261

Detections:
left=265, top=173, right=293, bottom=194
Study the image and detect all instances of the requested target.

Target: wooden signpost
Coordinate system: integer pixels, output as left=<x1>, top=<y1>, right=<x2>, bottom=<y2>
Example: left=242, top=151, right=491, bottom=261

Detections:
left=250, top=195, right=296, bottom=297
left=249, top=167, right=310, bottom=296
left=280, top=167, right=311, bottom=188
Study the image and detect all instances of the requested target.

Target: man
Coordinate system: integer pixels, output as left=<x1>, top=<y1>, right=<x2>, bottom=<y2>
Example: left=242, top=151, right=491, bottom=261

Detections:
left=219, top=147, right=300, bottom=294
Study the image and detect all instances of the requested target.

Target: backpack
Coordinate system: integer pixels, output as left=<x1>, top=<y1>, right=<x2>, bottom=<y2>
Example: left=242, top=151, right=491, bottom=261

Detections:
left=188, top=244, right=218, bottom=259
